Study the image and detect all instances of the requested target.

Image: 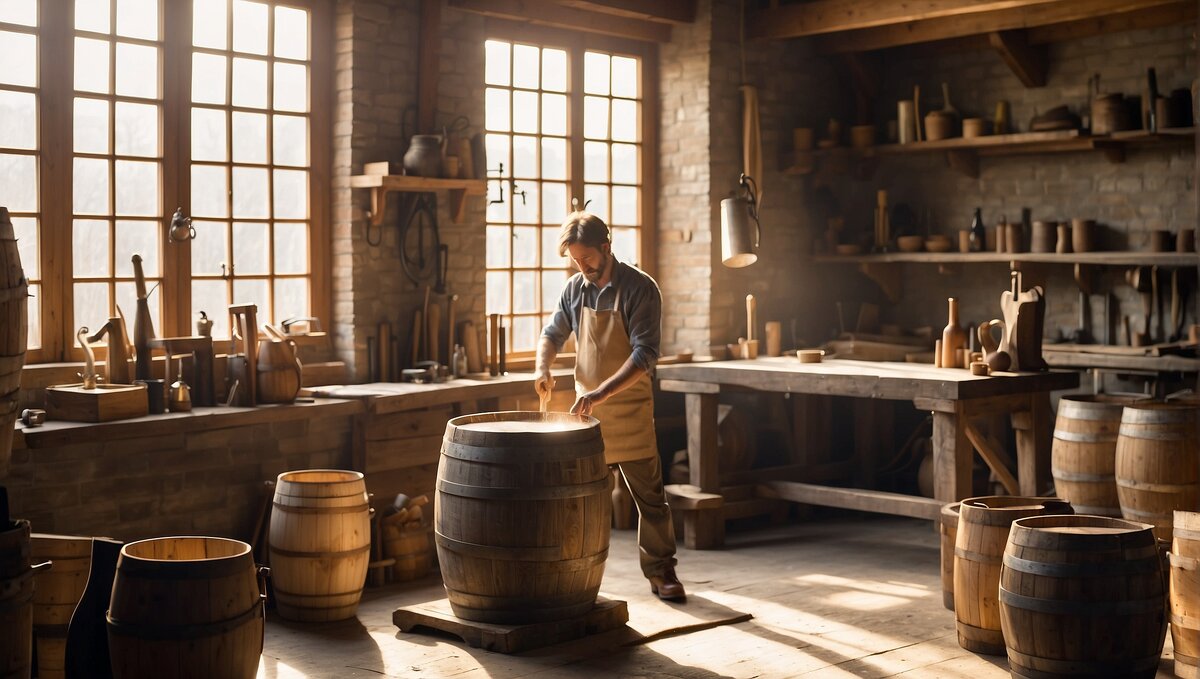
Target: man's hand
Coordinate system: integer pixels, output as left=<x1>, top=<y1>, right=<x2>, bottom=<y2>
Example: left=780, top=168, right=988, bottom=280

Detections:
left=570, top=388, right=609, bottom=417
left=534, top=371, right=556, bottom=403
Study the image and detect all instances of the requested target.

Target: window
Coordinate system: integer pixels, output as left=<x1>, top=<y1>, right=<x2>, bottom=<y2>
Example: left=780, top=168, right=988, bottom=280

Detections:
left=0, top=0, right=329, bottom=361
left=483, top=31, right=654, bottom=357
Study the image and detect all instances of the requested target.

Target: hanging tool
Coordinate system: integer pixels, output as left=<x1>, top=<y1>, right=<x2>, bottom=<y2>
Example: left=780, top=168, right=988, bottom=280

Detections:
left=1072, top=264, right=1095, bottom=344
left=399, top=193, right=440, bottom=287
left=1126, top=267, right=1152, bottom=346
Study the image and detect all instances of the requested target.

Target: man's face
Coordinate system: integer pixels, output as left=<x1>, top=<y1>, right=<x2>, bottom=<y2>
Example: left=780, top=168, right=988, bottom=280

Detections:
left=567, top=242, right=610, bottom=284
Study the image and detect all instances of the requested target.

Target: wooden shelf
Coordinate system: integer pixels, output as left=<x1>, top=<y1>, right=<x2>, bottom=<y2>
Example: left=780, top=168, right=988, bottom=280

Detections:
left=349, top=174, right=488, bottom=226
left=811, top=251, right=1199, bottom=266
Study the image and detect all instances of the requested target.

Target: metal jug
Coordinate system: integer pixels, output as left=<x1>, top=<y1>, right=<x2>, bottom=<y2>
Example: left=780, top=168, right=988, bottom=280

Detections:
left=719, top=174, right=760, bottom=268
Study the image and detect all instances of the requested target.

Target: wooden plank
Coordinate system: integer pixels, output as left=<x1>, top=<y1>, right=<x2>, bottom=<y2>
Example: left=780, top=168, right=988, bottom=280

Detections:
left=448, top=0, right=672, bottom=42
left=364, top=464, right=440, bottom=509
left=961, top=419, right=1019, bottom=495
left=748, top=0, right=1063, bottom=39
left=1013, top=392, right=1053, bottom=496
left=556, top=0, right=696, bottom=23
left=364, top=407, right=454, bottom=441
left=416, top=0, right=440, bottom=135
left=684, top=391, right=723, bottom=550
left=756, top=481, right=943, bottom=520
left=791, top=394, right=832, bottom=466
left=347, top=175, right=488, bottom=192
left=658, top=379, right=720, bottom=394
left=988, top=30, right=1046, bottom=87
left=1026, top=0, right=1196, bottom=44
left=664, top=484, right=723, bottom=510
left=364, top=435, right=444, bottom=474
left=932, top=408, right=972, bottom=502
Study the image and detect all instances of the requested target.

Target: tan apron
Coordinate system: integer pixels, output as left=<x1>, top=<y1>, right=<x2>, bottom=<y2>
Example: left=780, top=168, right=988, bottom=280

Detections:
left=576, top=287, right=658, bottom=464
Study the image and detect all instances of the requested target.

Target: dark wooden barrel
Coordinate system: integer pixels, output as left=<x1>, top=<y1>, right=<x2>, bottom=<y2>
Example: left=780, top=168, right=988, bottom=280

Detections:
left=0, top=520, right=33, bottom=679
left=954, top=496, right=1073, bottom=655
left=1000, top=514, right=1166, bottom=679
left=0, top=206, right=29, bottom=477
left=1172, top=510, right=1200, bottom=679
left=31, top=534, right=92, bottom=679
left=1115, top=403, right=1200, bottom=541
left=435, top=411, right=611, bottom=624
left=939, top=502, right=959, bottom=611
left=107, top=536, right=265, bottom=679
left=1052, top=395, right=1146, bottom=516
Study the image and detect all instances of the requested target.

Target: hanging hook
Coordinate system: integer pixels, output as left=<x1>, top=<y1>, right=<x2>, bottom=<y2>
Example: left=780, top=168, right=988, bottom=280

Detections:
left=739, top=173, right=761, bottom=248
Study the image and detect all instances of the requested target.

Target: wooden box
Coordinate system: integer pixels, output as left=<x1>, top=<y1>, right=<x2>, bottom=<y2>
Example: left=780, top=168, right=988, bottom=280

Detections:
left=45, top=383, right=149, bottom=422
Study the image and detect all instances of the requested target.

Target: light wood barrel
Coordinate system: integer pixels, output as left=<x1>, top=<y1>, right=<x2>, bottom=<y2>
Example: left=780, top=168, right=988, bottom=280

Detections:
left=383, top=527, right=432, bottom=582
left=954, top=496, right=1073, bottom=655
left=939, top=502, right=959, bottom=611
left=269, top=469, right=371, bottom=622
left=1052, top=395, right=1146, bottom=516
left=436, top=411, right=611, bottom=624
left=1172, top=510, right=1200, bottom=678
left=1000, top=514, right=1166, bottom=678
left=107, top=537, right=264, bottom=679
left=31, top=535, right=92, bottom=679
left=0, top=207, right=29, bottom=477
left=1116, top=403, right=1200, bottom=541
left=0, top=520, right=33, bottom=679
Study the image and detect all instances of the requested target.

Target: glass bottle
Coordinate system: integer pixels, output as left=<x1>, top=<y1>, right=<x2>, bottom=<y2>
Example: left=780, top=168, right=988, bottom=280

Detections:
left=969, top=207, right=985, bottom=252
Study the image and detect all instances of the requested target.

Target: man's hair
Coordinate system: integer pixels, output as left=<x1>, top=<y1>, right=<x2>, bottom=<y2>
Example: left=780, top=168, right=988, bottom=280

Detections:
left=557, top=211, right=611, bottom=257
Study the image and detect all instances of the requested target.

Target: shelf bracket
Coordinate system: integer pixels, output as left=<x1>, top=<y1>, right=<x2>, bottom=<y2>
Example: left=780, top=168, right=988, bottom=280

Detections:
left=367, top=187, right=472, bottom=226
left=945, top=150, right=979, bottom=178
left=988, top=30, right=1047, bottom=89
left=858, top=262, right=902, bottom=303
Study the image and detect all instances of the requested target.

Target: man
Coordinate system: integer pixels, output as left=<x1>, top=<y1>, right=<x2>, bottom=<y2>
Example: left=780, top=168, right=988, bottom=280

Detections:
left=535, top=211, right=685, bottom=602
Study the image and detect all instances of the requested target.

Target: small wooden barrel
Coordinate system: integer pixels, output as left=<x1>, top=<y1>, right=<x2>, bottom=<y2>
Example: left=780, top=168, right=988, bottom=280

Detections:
left=0, top=520, right=33, bottom=679
left=1000, top=514, right=1166, bottom=679
left=384, top=527, right=432, bottom=582
left=1172, top=510, right=1200, bottom=678
left=31, top=534, right=92, bottom=679
left=436, top=411, right=611, bottom=624
left=1052, top=395, right=1145, bottom=516
left=954, top=496, right=1073, bottom=655
left=0, top=206, right=29, bottom=477
left=107, top=536, right=265, bottom=679
left=1116, top=403, right=1200, bottom=541
left=269, top=469, right=371, bottom=622
left=939, top=502, right=960, bottom=611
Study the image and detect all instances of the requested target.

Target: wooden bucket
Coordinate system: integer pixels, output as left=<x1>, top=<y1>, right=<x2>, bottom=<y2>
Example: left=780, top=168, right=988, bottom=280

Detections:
left=1000, top=514, right=1166, bottom=679
left=939, top=502, right=959, bottom=611
left=0, top=520, right=33, bottom=679
left=1052, top=395, right=1146, bottom=516
left=31, top=535, right=92, bottom=679
left=107, top=536, right=265, bottom=679
left=1116, top=403, right=1200, bottom=541
left=953, top=496, right=1073, bottom=655
left=0, top=206, right=29, bottom=477
left=269, top=469, right=371, bottom=622
left=436, top=411, right=611, bottom=624
left=383, top=527, right=432, bottom=582
left=1172, top=510, right=1200, bottom=678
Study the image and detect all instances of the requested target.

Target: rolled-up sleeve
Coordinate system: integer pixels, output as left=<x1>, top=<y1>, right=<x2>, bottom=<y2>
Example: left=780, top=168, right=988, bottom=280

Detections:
left=541, top=282, right=575, bottom=350
left=624, top=279, right=661, bottom=374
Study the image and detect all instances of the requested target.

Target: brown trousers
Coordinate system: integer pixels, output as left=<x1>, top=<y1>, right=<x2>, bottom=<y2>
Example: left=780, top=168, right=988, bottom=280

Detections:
left=615, top=455, right=678, bottom=578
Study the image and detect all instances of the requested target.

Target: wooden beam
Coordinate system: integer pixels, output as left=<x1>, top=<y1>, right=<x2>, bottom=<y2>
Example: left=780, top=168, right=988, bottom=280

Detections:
left=448, top=0, right=672, bottom=42
left=961, top=418, right=1019, bottom=495
left=555, top=0, right=696, bottom=24
left=1026, top=1, right=1196, bottom=44
left=417, top=0, right=440, bottom=135
left=813, top=0, right=1183, bottom=53
left=757, top=481, right=944, bottom=520
left=988, top=30, right=1046, bottom=87
left=748, top=0, right=1063, bottom=40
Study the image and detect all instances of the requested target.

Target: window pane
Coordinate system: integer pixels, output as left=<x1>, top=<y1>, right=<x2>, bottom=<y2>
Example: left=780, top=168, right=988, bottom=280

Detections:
left=541, top=182, right=567, bottom=226
left=115, top=43, right=158, bottom=99
left=541, top=227, right=563, bottom=269
left=192, top=107, right=227, bottom=161
left=486, top=271, right=509, bottom=314
left=541, top=137, right=565, bottom=180
left=12, top=217, right=37, bottom=278
left=73, top=220, right=110, bottom=277
left=485, top=88, right=509, bottom=132
left=612, top=143, right=637, bottom=184
left=512, top=181, right=537, bottom=224
left=192, top=53, right=227, bottom=105
left=513, top=226, right=536, bottom=267
left=273, top=169, right=307, bottom=219
left=542, top=48, right=566, bottom=92
left=231, top=166, right=269, bottom=218
left=73, top=97, right=109, bottom=154
left=513, top=271, right=536, bottom=313
left=486, top=226, right=509, bottom=268
left=274, top=6, right=308, bottom=60
left=233, top=0, right=268, bottom=55
left=191, top=165, right=228, bottom=217
left=115, top=102, right=158, bottom=157
left=541, top=270, right=567, bottom=311
left=0, top=153, right=36, bottom=212
left=116, top=0, right=158, bottom=40
left=232, top=57, right=267, bottom=108
left=273, top=222, right=306, bottom=273
left=512, top=90, right=537, bottom=134
left=584, top=96, right=608, bottom=139
left=232, top=278, right=269, bottom=318
left=541, top=93, right=566, bottom=137
left=233, top=221, right=268, bottom=274
left=73, top=282, right=110, bottom=337
left=612, top=227, right=637, bottom=265
left=115, top=160, right=158, bottom=216
left=231, top=111, right=267, bottom=163
left=512, top=44, right=538, bottom=90
left=74, top=38, right=110, bottom=93
left=25, top=282, right=39, bottom=348
left=484, top=40, right=510, bottom=86
left=272, top=114, right=306, bottom=166
left=273, top=62, right=307, bottom=112
left=0, top=31, right=36, bottom=88
left=114, top=281, right=155, bottom=339
left=115, top=220, right=159, bottom=276
left=73, top=157, right=110, bottom=215
left=584, top=141, right=607, bottom=183
left=511, top=135, right=535, bottom=178
left=612, top=99, right=637, bottom=142
left=512, top=316, right=537, bottom=352
left=612, top=56, right=638, bottom=99
left=193, top=0, right=227, bottom=49
left=0, top=0, right=37, bottom=26
left=584, top=52, right=609, bottom=95
left=0, top=90, right=36, bottom=150
left=583, top=184, right=607, bottom=223
left=485, top=180, right=509, bottom=223
left=274, top=277, right=307, bottom=322
left=611, top=186, right=637, bottom=226
left=191, top=279, right=228, bottom=338
left=191, top=220, right=227, bottom=275
left=76, top=0, right=110, bottom=33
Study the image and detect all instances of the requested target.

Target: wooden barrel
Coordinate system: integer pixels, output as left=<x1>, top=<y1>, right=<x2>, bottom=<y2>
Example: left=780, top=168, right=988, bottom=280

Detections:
left=0, top=206, right=29, bottom=477
left=107, top=537, right=264, bottom=679
left=436, top=411, right=611, bottom=624
left=1172, top=510, right=1200, bottom=678
left=1000, top=514, right=1166, bottom=678
left=30, top=535, right=92, bottom=679
left=953, top=496, right=1073, bottom=655
left=1052, top=395, right=1146, bottom=516
left=1116, top=403, right=1200, bottom=541
left=0, top=520, right=33, bottom=679
left=939, top=502, right=959, bottom=611
left=384, top=527, right=432, bottom=582
left=269, top=469, right=371, bottom=622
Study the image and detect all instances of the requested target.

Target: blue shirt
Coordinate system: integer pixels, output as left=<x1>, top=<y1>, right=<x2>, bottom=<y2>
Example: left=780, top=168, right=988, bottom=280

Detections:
left=541, top=259, right=662, bottom=374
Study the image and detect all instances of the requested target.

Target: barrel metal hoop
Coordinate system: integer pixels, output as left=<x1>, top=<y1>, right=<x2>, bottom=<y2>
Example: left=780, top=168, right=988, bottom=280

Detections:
left=1118, top=425, right=1194, bottom=440
left=1053, top=430, right=1117, bottom=443
left=1051, top=504, right=1121, bottom=517
left=998, top=586, right=1163, bottom=616
left=954, top=547, right=1001, bottom=565
left=440, top=440, right=604, bottom=464
left=435, top=531, right=609, bottom=566
left=1003, top=552, right=1157, bottom=577
left=1049, top=468, right=1114, bottom=483
left=269, top=543, right=370, bottom=559
left=271, top=501, right=370, bottom=514
left=1116, top=478, right=1198, bottom=493
left=106, top=598, right=264, bottom=640
left=436, top=476, right=611, bottom=501
left=272, top=586, right=365, bottom=599
left=1006, top=647, right=1159, bottom=677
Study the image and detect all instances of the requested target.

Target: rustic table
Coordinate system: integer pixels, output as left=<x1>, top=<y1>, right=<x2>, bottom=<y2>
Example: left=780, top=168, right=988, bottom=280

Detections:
left=655, top=358, right=1079, bottom=549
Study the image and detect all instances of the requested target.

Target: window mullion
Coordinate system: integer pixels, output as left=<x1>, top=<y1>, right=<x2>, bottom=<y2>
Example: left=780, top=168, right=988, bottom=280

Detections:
left=39, top=0, right=73, bottom=360
left=161, top=0, right=190, bottom=339
left=568, top=46, right=585, bottom=217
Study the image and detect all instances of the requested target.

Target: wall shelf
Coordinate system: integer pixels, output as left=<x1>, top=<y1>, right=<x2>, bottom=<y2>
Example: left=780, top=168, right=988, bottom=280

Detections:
left=811, top=251, right=1198, bottom=267
left=349, top=174, right=488, bottom=226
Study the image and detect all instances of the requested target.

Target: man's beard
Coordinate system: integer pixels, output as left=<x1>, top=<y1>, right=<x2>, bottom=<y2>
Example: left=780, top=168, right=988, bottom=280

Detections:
left=582, top=253, right=608, bottom=283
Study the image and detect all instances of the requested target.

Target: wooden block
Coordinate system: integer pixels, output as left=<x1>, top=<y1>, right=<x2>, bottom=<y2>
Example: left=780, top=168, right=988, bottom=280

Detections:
left=363, top=161, right=403, bottom=175
left=393, top=596, right=628, bottom=654
left=44, top=383, right=149, bottom=422
left=664, top=484, right=724, bottom=510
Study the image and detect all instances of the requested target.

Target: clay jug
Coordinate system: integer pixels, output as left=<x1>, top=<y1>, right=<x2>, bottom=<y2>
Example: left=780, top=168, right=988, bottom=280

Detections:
left=256, top=325, right=302, bottom=404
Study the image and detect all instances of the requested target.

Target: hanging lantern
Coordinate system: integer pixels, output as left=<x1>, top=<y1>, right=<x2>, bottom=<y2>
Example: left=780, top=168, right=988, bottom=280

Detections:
left=720, top=174, right=760, bottom=268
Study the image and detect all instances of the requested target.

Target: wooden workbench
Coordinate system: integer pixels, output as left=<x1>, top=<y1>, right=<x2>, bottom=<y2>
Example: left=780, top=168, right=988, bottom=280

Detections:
left=655, top=358, right=1078, bottom=549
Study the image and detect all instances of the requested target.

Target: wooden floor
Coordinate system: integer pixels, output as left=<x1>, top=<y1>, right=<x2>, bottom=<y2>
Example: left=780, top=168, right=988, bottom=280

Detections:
left=258, top=514, right=1178, bottom=678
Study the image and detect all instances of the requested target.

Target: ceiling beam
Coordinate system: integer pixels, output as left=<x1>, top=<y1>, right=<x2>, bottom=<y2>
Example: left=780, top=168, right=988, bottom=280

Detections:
left=748, top=0, right=1063, bottom=40
left=555, top=0, right=696, bottom=24
left=1025, top=1, right=1196, bottom=44
left=448, top=0, right=672, bottom=42
left=811, top=0, right=1183, bottom=53
left=989, top=30, right=1046, bottom=87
